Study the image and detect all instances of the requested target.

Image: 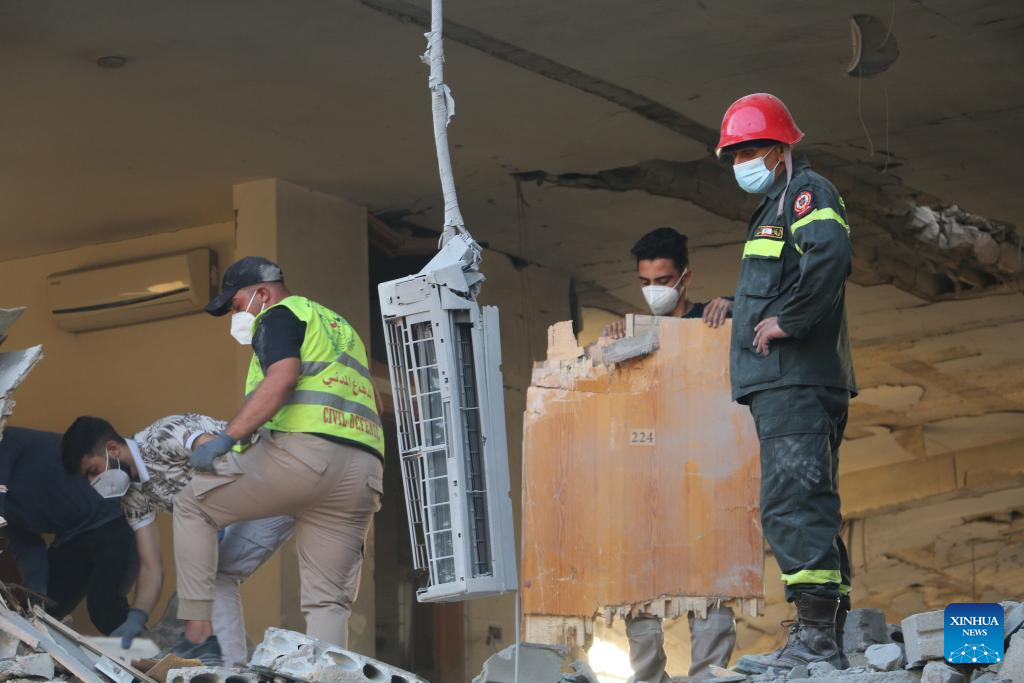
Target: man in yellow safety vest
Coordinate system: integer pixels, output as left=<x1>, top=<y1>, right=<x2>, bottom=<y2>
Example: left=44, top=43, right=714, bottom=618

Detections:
left=172, top=256, right=385, bottom=656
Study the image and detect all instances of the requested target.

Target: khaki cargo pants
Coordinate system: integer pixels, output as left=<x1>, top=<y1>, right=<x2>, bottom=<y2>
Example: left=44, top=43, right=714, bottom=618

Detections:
left=173, top=431, right=383, bottom=648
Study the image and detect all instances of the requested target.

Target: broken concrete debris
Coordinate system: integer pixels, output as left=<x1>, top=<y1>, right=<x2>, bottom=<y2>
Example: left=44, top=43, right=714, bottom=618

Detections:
left=920, top=661, right=964, bottom=683
left=865, top=644, right=905, bottom=672
left=0, top=653, right=55, bottom=681
left=1000, top=601, right=1024, bottom=643
left=994, top=629, right=1024, bottom=682
left=249, top=628, right=425, bottom=683
left=907, top=205, right=1011, bottom=269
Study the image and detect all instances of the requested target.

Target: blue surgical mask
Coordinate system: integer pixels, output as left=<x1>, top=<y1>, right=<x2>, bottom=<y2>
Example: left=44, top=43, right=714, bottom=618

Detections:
left=733, top=149, right=780, bottom=194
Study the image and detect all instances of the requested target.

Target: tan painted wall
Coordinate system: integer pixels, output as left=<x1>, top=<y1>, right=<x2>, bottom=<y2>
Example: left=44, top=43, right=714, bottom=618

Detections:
left=1, top=178, right=376, bottom=653
left=0, top=220, right=263, bottom=634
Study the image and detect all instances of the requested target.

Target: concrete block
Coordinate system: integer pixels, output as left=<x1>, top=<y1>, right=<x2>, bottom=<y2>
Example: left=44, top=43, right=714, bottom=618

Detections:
left=902, top=610, right=945, bottom=667
left=845, top=609, right=890, bottom=653
left=167, top=667, right=258, bottom=683
left=807, top=661, right=836, bottom=677
left=250, top=628, right=425, bottom=683
left=866, top=643, right=905, bottom=672
left=0, top=653, right=55, bottom=681
left=1001, top=601, right=1024, bottom=641
left=472, top=643, right=568, bottom=683
left=921, top=661, right=964, bottom=683
left=994, top=630, right=1024, bottom=682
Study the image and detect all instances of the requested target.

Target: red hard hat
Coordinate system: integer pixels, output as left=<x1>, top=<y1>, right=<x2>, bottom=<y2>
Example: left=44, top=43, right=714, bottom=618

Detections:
left=716, top=93, right=804, bottom=154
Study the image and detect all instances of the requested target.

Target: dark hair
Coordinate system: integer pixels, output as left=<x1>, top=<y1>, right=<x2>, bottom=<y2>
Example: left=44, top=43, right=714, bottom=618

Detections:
left=630, top=227, right=689, bottom=273
left=61, top=416, right=125, bottom=474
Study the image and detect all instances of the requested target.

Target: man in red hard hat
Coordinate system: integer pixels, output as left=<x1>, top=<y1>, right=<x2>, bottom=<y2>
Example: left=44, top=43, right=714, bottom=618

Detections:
left=716, top=94, right=857, bottom=675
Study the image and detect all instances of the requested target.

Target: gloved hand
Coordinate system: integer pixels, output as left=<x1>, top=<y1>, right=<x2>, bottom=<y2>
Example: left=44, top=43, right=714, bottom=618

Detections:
left=110, top=608, right=148, bottom=649
left=189, top=431, right=236, bottom=472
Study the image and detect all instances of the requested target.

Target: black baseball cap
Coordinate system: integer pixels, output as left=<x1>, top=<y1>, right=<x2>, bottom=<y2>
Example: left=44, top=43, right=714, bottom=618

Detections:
left=205, top=256, right=284, bottom=317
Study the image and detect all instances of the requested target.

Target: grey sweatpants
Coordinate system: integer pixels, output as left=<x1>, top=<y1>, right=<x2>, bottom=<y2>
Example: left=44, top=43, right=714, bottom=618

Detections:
left=626, top=607, right=736, bottom=681
left=213, top=515, right=295, bottom=666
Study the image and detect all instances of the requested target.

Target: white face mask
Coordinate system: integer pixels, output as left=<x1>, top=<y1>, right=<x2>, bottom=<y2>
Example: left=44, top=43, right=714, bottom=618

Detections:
left=230, top=291, right=265, bottom=346
left=641, top=269, right=687, bottom=316
left=91, top=448, right=131, bottom=499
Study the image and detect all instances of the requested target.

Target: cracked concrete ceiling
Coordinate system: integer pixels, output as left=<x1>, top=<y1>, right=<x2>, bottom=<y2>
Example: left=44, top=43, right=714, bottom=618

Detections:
left=1, top=0, right=1022, bottom=625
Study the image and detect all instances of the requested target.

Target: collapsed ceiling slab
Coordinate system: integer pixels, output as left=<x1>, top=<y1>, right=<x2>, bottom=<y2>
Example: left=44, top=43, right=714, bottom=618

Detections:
left=514, top=153, right=1023, bottom=301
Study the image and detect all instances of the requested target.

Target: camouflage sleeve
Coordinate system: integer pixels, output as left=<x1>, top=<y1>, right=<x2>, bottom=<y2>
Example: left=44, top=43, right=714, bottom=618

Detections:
left=146, top=413, right=228, bottom=458
left=121, top=485, right=156, bottom=530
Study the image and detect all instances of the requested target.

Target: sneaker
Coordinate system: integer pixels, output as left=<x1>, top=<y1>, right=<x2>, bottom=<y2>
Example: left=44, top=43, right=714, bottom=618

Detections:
left=184, top=636, right=223, bottom=667
left=155, top=634, right=193, bottom=659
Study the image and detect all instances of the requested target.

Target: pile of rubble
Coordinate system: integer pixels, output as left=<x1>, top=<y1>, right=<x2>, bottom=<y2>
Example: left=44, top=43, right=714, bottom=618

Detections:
left=471, top=602, right=1023, bottom=683
left=0, top=595, right=425, bottom=683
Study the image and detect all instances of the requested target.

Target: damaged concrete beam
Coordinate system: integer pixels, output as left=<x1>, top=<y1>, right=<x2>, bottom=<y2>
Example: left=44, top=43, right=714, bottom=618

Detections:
left=516, top=156, right=1022, bottom=302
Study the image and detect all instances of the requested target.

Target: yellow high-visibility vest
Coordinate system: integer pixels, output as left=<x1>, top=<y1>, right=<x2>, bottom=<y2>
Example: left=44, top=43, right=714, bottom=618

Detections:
left=244, top=295, right=384, bottom=458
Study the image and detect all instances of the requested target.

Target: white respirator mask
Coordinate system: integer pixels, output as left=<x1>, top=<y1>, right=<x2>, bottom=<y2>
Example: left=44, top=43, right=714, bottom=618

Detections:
left=91, top=449, right=131, bottom=499
left=230, top=290, right=265, bottom=346
left=641, top=269, right=687, bottom=316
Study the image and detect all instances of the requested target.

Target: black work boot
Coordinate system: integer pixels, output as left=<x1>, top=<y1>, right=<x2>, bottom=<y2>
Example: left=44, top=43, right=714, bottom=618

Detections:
left=835, top=601, right=850, bottom=669
left=734, top=594, right=842, bottom=675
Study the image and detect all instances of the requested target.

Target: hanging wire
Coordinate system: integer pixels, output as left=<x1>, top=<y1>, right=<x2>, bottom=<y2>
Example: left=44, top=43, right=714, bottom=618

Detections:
left=425, top=0, right=467, bottom=245
left=856, top=75, right=875, bottom=158
left=880, top=0, right=897, bottom=47
left=882, top=87, right=891, bottom=174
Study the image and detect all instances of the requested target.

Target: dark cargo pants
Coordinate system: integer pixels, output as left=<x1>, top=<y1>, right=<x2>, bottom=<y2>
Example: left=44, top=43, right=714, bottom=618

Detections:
left=748, top=385, right=851, bottom=602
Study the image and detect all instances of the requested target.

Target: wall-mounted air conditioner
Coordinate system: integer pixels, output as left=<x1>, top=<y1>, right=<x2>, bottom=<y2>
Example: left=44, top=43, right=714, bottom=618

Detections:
left=378, top=236, right=518, bottom=602
left=47, top=249, right=216, bottom=332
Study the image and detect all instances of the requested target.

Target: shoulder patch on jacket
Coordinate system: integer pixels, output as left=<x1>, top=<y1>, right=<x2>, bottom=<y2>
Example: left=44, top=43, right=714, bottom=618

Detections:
left=794, top=191, right=813, bottom=218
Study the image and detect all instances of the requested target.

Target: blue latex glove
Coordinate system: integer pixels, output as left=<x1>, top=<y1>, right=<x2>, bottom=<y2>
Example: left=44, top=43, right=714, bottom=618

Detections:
left=110, top=608, right=148, bottom=649
left=189, top=431, right=236, bottom=472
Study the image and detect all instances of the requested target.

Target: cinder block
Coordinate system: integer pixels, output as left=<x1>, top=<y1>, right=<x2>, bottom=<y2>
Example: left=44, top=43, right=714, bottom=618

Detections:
left=845, top=609, right=889, bottom=653
left=167, top=666, right=259, bottom=683
left=901, top=610, right=945, bottom=667
left=250, top=628, right=425, bottom=683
